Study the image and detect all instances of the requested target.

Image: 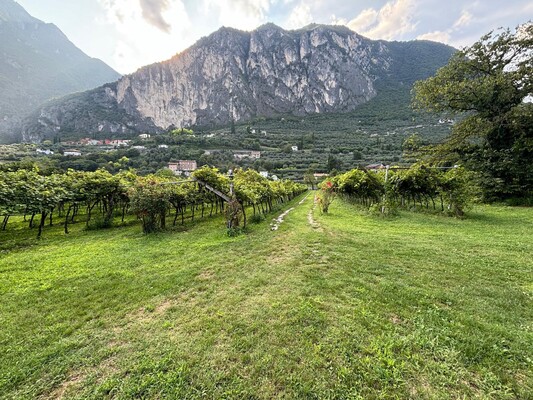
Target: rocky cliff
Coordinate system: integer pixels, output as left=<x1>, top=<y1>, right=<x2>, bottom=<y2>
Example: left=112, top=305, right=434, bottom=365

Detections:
left=20, top=23, right=455, bottom=141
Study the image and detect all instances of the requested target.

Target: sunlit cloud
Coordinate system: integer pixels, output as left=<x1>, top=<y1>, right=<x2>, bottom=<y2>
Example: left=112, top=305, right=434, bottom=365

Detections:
left=417, top=30, right=451, bottom=43
left=416, top=8, right=475, bottom=45
left=453, top=10, right=473, bottom=29
left=97, top=0, right=192, bottom=73
left=343, top=9, right=378, bottom=32
left=286, top=2, right=313, bottom=29
left=203, top=0, right=272, bottom=30
left=139, top=0, right=171, bottom=33
left=334, top=0, right=417, bottom=40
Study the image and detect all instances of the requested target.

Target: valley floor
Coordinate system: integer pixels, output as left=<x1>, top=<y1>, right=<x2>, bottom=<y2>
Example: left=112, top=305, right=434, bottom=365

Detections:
left=0, top=196, right=532, bottom=399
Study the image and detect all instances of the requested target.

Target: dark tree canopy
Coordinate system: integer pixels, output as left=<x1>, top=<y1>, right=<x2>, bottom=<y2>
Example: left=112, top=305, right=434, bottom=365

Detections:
left=413, top=23, right=533, bottom=200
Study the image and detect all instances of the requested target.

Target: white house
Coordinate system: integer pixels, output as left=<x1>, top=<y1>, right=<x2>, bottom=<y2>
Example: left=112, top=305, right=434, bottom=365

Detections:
left=291, top=146, right=299, bottom=152
left=113, top=139, right=131, bottom=146
left=36, top=148, right=54, bottom=155
left=139, top=134, right=151, bottom=139
left=132, top=146, right=146, bottom=150
left=366, top=163, right=386, bottom=170
left=168, top=160, right=197, bottom=176
left=158, top=144, right=169, bottom=149
left=259, top=171, right=269, bottom=178
left=234, top=151, right=261, bottom=160
left=64, top=150, right=82, bottom=156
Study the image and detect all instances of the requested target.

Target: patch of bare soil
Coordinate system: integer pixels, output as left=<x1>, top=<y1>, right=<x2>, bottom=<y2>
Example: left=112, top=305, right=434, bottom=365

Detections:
left=307, top=196, right=322, bottom=231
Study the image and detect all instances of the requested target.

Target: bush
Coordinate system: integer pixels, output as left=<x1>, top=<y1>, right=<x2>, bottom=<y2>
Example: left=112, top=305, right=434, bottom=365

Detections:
left=249, top=214, right=266, bottom=224
left=129, top=177, right=171, bottom=233
left=226, top=227, right=244, bottom=237
left=85, top=215, right=113, bottom=230
left=317, top=180, right=336, bottom=213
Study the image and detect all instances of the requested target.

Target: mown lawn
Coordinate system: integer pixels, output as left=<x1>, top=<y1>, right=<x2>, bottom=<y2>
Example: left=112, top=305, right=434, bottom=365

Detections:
left=0, top=196, right=532, bottom=399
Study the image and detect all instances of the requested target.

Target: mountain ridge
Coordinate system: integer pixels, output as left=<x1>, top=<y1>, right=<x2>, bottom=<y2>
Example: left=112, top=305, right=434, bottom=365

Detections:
left=18, top=23, right=456, bottom=142
left=0, top=0, right=121, bottom=142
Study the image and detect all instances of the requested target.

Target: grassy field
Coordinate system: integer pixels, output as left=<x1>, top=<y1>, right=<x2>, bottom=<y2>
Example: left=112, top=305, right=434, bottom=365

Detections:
left=0, top=196, right=532, bottom=399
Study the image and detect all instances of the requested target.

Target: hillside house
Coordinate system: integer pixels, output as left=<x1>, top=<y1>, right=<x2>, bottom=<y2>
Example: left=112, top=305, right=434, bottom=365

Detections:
left=366, top=163, right=386, bottom=170
left=259, top=171, right=269, bottom=178
left=291, top=146, right=299, bottom=152
left=139, top=134, right=151, bottom=139
left=36, top=148, right=54, bottom=155
left=78, top=138, right=104, bottom=146
left=64, top=150, right=82, bottom=156
left=204, top=149, right=223, bottom=156
left=234, top=150, right=261, bottom=160
left=104, top=139, right=130, bottom=146
left=168, top=160, right=197, bottom=176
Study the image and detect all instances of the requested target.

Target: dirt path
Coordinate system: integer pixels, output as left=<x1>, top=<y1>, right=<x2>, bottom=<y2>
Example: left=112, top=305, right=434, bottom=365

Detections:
left=307, top=194, right=322, bottom=231
left=270, top=193, right=311, bottom=231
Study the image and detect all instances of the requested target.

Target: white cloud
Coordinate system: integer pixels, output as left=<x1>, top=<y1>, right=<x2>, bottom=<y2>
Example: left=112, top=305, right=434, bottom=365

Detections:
left=286, top=2, right=313, bottom=29
left=203, top=0, right=272, bottom=30
left=139, top=0, right=171, bottom=33
left=344, top=8, right=378, bottom=32
left=453, top=10, right=473, bottom=29
left=98, top=0, right=192, bottom=73
left=417, top=30, right=451, bottom=43
left=415, top=8, right=474, bottom=45
left=339, top=0, right=417, bottom=40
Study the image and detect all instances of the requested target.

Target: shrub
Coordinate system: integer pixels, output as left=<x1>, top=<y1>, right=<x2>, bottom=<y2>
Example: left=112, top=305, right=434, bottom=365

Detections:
left=129, top=177, right=171, bottom=233
left=249, top=214, right=266, bottom=224
left=317, top=180, right=336, bottom=213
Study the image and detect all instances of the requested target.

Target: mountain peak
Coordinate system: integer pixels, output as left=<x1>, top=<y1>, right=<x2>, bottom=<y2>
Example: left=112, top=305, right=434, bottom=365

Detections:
left=256, top=22, right=283, bottom=31
left=0, top=0, right=36, bottom=23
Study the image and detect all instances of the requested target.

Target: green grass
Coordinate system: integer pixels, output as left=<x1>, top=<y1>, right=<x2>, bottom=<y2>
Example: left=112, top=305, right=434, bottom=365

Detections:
left=0, top=197, right=532, bottom=399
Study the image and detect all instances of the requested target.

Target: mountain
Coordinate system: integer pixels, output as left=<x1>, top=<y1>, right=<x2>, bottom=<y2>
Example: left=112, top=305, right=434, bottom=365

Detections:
left=0, top=0, right=121, bottom=142
left=19, top=23, right=455, bottom=142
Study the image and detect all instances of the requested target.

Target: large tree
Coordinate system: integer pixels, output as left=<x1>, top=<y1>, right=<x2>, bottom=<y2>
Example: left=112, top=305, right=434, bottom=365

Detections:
left=413, top=24, right=533, bottom=200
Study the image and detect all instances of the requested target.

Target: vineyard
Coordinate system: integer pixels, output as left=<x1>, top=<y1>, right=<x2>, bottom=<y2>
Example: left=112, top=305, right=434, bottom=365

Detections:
left=0, top=166, right=307, bottom=238
left=316, top=164, right=476, bottom=217
left=0, top=162, right=479, bottom=242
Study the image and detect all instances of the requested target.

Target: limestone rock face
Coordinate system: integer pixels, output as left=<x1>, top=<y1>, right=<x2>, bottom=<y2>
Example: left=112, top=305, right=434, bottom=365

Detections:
left=20, top=24, right=455, bottom=140
left=115, top=24, right=380, bottom=129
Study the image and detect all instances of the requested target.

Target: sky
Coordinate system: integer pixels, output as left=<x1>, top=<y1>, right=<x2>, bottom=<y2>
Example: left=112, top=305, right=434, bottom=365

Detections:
left=15, top=0, right=533, bottom=75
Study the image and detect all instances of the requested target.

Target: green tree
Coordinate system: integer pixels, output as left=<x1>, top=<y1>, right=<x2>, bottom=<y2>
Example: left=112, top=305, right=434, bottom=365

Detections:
left=402, top=133, right=422, bottom=156
left=303, top=169, right=317, bottom=190
left=327, top=154, right=342, bottom=172
left=413, top=24, right=533, bottom=200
